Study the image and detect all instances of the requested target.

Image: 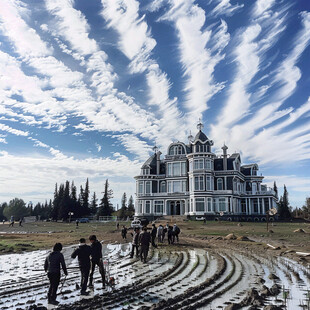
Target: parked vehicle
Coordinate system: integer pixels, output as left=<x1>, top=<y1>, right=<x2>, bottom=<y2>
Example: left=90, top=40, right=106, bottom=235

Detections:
left=131, top=217, right=149, bottom=229
left=78, top=218, right=89, bottom=223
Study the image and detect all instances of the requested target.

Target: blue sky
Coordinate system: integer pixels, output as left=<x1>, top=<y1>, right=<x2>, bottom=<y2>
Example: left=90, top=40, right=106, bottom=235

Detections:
left=0, top=0, right=309, bottom=208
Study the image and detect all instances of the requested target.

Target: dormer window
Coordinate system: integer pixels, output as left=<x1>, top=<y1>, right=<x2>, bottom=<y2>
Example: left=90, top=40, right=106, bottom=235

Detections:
left=169, top=144, right=185, bottom=155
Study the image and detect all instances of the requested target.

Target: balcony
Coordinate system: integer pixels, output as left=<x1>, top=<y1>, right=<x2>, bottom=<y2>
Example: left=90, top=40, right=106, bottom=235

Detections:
left=136, top=192, right=189, bottom=197
left=244, top=190, right=276, bottom=196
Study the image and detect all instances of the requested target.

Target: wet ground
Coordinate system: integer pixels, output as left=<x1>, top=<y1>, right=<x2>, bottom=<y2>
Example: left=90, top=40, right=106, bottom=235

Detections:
left=0, top=242, right=310, bottom=309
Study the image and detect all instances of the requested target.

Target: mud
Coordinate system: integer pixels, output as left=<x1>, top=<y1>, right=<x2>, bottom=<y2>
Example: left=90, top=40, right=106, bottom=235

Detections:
left=0, top=239, right=310, bottom=310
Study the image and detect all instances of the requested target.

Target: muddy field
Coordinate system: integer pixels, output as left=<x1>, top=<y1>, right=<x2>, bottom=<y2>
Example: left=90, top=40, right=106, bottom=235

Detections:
left=1, top=237, right=310, bottom=310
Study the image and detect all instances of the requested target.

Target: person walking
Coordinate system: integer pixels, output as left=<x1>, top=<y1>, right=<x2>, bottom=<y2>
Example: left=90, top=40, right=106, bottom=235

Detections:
left=173, top=224, right=180, bottom=243
left=44, top=243, right=68, bottom=305
left=71, top=238, right=91, bottom=295
left=88, top=235, right=105, bottom=289
left=121, top=225, right=127, bottom=240
left=130, top=227, right=140, bottom=258
left=9, top=216, right=14, bottom=227
left=168, top=226, right=174, bottom=244
left=139, top=227, right=151, bottom=263
left=157, top=224, right=163, bottom=243
left=19, top=218, right=23, bottom=227
left=151, top=223, right=157, bottom=248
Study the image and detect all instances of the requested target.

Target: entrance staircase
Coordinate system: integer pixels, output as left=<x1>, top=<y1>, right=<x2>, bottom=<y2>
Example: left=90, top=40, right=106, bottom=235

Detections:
left=161, top=215, right=186, bottom=223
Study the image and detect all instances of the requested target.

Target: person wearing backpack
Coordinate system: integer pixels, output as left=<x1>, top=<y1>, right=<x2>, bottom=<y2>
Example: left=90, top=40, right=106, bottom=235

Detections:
left=173, top=224, right=180, bottom=243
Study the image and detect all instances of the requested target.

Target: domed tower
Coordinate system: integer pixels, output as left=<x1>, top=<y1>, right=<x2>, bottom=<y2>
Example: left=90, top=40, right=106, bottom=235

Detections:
left=187, top=121, right=216, bottom=215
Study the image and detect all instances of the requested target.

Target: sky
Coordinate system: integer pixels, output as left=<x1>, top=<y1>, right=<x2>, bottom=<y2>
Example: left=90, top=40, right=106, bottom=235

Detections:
left=0, top=0, right=310, bottom=208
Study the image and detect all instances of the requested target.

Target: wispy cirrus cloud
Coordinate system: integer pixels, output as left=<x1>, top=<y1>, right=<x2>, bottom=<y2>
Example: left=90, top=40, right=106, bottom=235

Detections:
left=210, top=0, right=244, bottom=17
left=160, top=0, right=229, bottom=128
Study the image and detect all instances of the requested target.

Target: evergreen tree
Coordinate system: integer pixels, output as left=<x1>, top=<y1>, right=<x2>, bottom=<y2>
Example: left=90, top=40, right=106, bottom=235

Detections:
left=0, top=202, right=8, bottom=221
left=127, top=195, right=135, bottom=217
left=81, top=178, right=90, bottom=215
left=90, top=192, right=98, bottom=216
left=119, top=192, right=127, bottom=219
left=57, top=183, right=66, bottom=220
left=273, top=181, right=278, bottom=199
left=51, top=183, right=60, bottom=221
left=302, top=197, right=310, bottom=219
left=98, top=179, right=113, bottom=217
left=278, top=185, right=291, bottom=219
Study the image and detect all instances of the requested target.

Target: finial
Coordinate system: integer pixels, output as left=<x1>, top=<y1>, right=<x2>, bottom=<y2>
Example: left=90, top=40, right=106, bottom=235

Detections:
left=197, top=118, right=204, bottom=131
left=153, top=144, right=158, bottom=153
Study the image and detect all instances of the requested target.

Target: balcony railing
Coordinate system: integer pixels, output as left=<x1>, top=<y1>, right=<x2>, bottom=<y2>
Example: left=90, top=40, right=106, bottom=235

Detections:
left=136, top=192, right=189, bottom=197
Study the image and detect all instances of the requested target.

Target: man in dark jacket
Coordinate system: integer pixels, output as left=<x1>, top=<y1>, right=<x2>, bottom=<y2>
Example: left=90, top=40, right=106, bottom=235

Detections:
left=44, top=243, right=68, bottom=305
left=151, top=223, right=157, bottom=248
left=71, top=238, right=91, bottom=295
left=89, top=235, right=105, bottom=288
left=121, top=225, right=127, bottom=240
left=139, top=226, right=151, bottom=263
left=130, top=227, right=140, bottom=258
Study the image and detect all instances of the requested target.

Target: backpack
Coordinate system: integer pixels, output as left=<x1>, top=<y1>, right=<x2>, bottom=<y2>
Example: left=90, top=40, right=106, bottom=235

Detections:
left=175, top=226, right=180, bottom=234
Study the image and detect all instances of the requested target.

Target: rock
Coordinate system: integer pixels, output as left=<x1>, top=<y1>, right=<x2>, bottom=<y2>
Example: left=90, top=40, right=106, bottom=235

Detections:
left=224, top=303, right=241, bottom=310
left=241, top=288, right=263, bottom=306
left=236, top=236, right=251, bottom=241
left=270, top=284, right=281, bottom=296
left=260, top=285, right=271, bottom=297
left=264, top=306, right=282, bottom=310
left=257, top=277, right=265, bottom=284
left=294, top=228, right=306, bottom=233
left=268, top=230, right=274, bottom=233
left=268, top=273, right=279, bottom=280
left=237, top=223, right=243, bottom=227
left=224, top=233, right=237, bottom=240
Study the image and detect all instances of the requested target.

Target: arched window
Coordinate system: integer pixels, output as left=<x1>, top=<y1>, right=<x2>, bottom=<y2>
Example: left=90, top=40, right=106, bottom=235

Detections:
left=217, top=178, right=223, bottom=190
left=160, top=181, right=166, bottom=193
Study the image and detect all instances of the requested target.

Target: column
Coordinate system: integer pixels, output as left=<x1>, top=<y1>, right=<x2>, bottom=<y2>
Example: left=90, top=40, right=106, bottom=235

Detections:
left=262, top=198, right=265, bottom=214
left=249, top=199, right=252, bottom=215
left=246, top=198, right=248, bottom=214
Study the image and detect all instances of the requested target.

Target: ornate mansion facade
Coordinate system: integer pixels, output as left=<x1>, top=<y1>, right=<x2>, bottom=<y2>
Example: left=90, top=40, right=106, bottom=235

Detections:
left=134, top=123, right=277, bottom=221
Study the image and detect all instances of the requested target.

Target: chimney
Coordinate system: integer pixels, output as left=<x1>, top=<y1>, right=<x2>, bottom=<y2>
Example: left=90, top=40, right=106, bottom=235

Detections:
left=222, top=144, right=228, bottom=171
left=156, top=151, right=162, bottom=175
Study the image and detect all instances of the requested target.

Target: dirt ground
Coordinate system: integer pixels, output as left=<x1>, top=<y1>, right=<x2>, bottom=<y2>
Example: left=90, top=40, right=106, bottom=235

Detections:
left=1, top=218, right=309, bottom=265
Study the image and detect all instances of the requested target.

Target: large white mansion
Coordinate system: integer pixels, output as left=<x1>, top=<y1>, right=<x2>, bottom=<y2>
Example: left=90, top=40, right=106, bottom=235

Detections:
left=134, top=123, right=277, bottom=221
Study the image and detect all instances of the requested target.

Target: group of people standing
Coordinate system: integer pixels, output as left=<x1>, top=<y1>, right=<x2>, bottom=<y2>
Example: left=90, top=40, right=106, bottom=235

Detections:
left=44, top=235, right=105, bottom=305
left=129, top=223, right=181, bottom=263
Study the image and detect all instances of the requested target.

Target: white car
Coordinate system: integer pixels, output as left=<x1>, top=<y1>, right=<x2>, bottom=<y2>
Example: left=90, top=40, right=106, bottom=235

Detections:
left=131, top=219, right=142, bottom=229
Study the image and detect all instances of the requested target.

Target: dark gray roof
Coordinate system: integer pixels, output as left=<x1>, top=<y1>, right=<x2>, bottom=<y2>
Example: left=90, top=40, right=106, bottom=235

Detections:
left=194, top=130, right=208, bottom=142
left=142, top=153, right=156, bottom=170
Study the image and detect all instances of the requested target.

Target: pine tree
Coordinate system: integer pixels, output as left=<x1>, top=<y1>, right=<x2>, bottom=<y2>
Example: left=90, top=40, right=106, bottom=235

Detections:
left=81, top=178, right=90, bottom=215
left=98, top=179, right=113, bottom=217
left=302, top=197, right=310, bottom=219
left=90, top=192, right=98, bottom=216
left=273, top=181, right=278, bottom=199
left=127, top=195, right=135, bottom=216
left=58, top=183, right=68, bottom=220
left=51, top=183, right=59, bottom=221
left=119, top=192, right=127, bottom=219
left=278, top=184, right=291, bottom=219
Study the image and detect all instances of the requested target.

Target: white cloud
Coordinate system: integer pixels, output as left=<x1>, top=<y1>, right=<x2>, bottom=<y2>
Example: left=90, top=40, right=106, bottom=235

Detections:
left=210, top=0, right=244, bottom=17
left=0, top=0, right=53, bottom=57
left=0, top=123, right=29, bottom=136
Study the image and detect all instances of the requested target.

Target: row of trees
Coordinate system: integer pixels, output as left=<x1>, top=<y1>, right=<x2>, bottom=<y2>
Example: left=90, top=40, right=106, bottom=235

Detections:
left=273, top=182, right=310, bottom=219
left=0, top=179, right=135, bottom=221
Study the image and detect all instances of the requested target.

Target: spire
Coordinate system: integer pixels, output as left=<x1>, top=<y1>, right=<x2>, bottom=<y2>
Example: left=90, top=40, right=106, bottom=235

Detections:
left=197, top=118, right=204, bottom=131
left=188, top=130, right=194, bottom=143
left=152, top=144, right=158, bottom=154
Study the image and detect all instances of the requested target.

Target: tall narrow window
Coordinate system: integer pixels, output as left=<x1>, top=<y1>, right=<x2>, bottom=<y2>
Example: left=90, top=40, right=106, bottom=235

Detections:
left=219, top=198, right=226, bottom=211
left=145, top=201, right=151, bottom=213
left=217, top=178, right=223, bottom=190
left=205, top=159, right=211, bottom=170
left=194, top=159, right=204, bottom=170
left=138, top=181, right=143, bottom=194
left=194, top=176, right=204, bottom=190
left=145, top=181, right=151, bottom=194
left=206, top=176, right=212, bottom=190
left=160, top=181, right=166, bottom=193
left=207, top=198, right=212, bottom=212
